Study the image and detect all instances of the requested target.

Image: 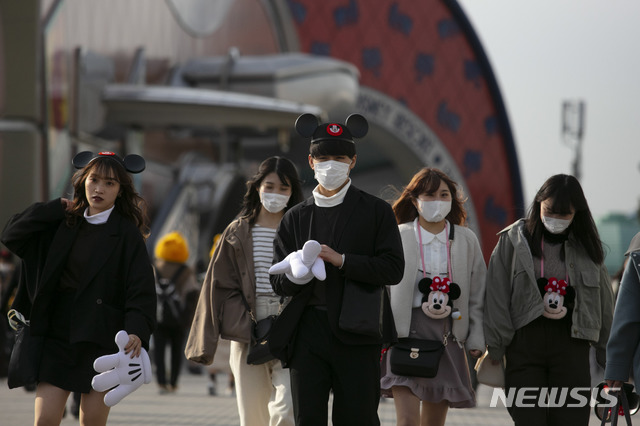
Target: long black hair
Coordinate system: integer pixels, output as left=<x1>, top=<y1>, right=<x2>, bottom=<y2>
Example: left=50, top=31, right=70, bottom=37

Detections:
left=239, top=156, right=303, bottom=225
left=524, top=174, right=604, bottom=264
left=68, top=156, right=149, bottom=237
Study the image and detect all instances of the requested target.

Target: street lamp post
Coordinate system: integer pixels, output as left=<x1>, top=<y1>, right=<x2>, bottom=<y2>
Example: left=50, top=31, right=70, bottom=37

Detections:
left=562, top=100, right=586, bottom=181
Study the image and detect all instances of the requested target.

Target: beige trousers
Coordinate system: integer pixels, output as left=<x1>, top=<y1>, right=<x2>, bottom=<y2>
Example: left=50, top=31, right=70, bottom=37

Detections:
left=229, top=295, right=294, bottom=426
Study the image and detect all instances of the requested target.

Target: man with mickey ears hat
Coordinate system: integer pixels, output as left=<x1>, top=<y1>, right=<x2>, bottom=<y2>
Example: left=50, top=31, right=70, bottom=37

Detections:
left=269, top=113, right=404, bottom=425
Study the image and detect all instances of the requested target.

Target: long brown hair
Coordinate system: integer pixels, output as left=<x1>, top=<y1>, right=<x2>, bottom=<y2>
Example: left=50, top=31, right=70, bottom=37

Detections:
left=392, top=168, right=467, bottom=225
left=67, top=157, right=149, bottom=237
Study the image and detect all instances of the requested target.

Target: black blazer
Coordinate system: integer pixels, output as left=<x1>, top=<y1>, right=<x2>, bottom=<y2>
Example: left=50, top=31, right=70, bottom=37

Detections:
left=1, top=199, right=156, bottom=349
left=269, top=185, right=404, bottom=364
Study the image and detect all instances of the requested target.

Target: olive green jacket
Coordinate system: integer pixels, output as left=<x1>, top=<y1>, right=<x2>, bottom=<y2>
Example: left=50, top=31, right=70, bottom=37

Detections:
left=484, top=219, right=614, bottom=360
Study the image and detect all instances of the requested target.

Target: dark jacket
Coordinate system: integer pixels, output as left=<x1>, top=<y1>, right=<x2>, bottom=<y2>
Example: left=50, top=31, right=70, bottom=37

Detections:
left=1, top=199, right=156, bottom=349
left=605, top=232, right=640, bottom=385
left=269, top=185, right=404, bottom=364
left=154, top=259, right=200, bottom=329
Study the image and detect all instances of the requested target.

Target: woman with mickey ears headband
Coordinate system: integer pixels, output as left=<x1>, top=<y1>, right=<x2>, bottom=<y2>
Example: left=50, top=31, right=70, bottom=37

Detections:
left=1, top=151, right=156, bottom=425
left=185, top=156, right=303, bottom=426
left=484, top=174, right=614, bottom=426
left=382, top=167, right=487, bottom=426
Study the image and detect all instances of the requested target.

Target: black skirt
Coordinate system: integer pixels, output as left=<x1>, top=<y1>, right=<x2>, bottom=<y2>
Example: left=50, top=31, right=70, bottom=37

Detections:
left=38, top=289, right=112, bottom=393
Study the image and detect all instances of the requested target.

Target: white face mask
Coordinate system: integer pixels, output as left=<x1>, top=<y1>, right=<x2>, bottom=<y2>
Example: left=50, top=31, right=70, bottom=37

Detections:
left=417, top=200, right=452, bottom=223
left=260, top=191, right=290, bottom=213
left=0, top=263, right=12, bottom=273
left=313, top=160, right=351, bottom=191
left=542, top=215, right=572, bottom=234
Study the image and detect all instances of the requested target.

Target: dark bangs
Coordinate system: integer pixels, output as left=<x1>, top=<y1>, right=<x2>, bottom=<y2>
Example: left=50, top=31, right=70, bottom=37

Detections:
left=546, top=191, right=574, bottom=215
left=535, top=174, right=587, bottom=214
left=89, top=158, right=122, bottom=182
left=309, top=139, right=356, bottom=158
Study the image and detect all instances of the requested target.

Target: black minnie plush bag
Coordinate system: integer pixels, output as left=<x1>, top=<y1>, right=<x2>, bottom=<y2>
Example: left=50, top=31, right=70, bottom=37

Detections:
left=389, top=338, right=445, bottom=378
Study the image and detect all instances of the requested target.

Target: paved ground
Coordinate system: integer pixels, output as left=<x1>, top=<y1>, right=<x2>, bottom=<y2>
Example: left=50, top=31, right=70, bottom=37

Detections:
left=0, top=371, right=609, bottom=425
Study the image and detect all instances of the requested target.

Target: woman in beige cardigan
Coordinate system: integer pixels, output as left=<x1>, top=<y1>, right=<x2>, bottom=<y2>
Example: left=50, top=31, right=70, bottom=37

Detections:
left=381, top=168, right=486, bottom=426
left=185, top=157, right=303, bottom=426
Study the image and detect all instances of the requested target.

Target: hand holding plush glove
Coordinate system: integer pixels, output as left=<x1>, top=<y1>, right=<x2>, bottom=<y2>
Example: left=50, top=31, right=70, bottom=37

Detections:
left=269, top=240, right=326, bottom=284
left=91, top=330, right=152, bottom=407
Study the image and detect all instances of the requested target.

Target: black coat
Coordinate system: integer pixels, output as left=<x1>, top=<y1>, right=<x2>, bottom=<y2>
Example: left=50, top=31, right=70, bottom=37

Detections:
left=0, top=199, right=156, bottom=349
left=269, top=185, right=404, bottom=364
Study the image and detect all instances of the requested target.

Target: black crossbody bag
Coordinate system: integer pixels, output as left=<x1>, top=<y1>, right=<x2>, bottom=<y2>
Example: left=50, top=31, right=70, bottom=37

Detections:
left=389, top=323, right=448, bottom=378
left=240, top=294, right=284, bottom=365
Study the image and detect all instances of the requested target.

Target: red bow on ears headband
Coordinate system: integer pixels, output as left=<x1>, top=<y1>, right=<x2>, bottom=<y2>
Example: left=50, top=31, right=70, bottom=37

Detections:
left=430, top=276, right=451, bottom=293
left=544, top=278, right=568, bottom=296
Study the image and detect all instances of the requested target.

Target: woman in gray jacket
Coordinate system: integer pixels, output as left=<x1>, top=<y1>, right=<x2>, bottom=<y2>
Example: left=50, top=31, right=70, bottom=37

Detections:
left=484, top=174, right=614, bottom=426
left=382, top=168, right=486, bottom=426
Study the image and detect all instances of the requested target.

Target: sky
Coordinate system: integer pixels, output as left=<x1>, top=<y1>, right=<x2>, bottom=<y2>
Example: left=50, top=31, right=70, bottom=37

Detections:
left=457, top=0, right=640, bottom=220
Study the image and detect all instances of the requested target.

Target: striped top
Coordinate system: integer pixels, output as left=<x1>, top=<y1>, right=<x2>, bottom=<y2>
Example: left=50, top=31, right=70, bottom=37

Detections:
left=252, top=225, right=277, bottom=295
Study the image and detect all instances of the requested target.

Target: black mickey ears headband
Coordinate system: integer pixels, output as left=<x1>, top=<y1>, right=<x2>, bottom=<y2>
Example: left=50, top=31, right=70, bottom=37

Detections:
left=72, top=151, right=146, bottom=174
left=295, top=113, right=369, bottom=143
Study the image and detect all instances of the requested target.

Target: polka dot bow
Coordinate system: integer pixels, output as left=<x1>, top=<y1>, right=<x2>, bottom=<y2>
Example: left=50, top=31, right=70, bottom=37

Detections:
left=544, top=278, right=568, bottom=296
left=430, top=276, right=451, bottom=293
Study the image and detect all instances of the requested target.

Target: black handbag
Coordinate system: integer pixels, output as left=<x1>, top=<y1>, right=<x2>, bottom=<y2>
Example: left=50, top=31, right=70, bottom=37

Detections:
left=7, top=310, right=43, bottom=389
left=240, top=295, right=284, bottom=365
left=246, top=315, right=277, bottom=365
left=338, top=279, right=384, bottom=338
left=389, top=337, right=445, bottom=378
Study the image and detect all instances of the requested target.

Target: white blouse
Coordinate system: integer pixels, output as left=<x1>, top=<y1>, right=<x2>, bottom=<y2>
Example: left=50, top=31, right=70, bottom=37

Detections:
left=412, top=218, right=449, bottom=307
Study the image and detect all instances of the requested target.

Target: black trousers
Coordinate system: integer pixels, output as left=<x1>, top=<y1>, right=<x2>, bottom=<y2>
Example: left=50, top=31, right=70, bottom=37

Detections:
left=505, top=316, right=591, bottom=426
left=289, top=307, right=381, bottom=426
left=153, top=324, right=186, bottom=387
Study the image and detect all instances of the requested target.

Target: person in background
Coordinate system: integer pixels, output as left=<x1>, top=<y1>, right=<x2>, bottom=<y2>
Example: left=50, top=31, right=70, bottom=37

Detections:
left=605, top=232, right=640, bottom=392
left=0, top=248, right=16, bottom=299
left=382, top=167, right=486, bottom=426
left=484, top=174, right=614, bottom=426
left=153, top=231, right=199, bottom=394
left=1, top=151, right=156, bottom=425
left=186, top=156, right=303, bottom=426
left=269, top=113, right=404, bottom=425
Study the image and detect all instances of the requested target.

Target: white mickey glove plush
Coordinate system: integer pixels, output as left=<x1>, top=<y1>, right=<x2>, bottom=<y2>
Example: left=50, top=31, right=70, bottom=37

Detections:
left=91, top=330, right=152, bottom=407
left=269, top=240, right=326, bottom=285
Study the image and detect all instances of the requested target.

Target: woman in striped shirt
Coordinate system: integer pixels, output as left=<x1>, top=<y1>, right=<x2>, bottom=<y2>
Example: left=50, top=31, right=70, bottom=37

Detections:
left=186, top=156, right=303, bottom=426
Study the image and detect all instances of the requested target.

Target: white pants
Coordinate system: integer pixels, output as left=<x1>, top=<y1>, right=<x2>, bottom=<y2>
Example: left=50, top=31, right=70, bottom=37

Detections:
left=229, top=295, right=294, bottom=426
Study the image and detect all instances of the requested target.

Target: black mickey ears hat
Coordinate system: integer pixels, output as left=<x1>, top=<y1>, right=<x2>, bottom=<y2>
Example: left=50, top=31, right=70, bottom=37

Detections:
left=295, top=113, right=369, bottom=144
left=72, top=151, right=146, bottom=174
